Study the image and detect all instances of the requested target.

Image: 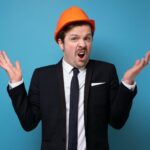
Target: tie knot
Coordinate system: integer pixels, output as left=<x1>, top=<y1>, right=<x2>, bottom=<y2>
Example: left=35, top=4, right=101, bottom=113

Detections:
left=72, top=68, right=79, bottom=76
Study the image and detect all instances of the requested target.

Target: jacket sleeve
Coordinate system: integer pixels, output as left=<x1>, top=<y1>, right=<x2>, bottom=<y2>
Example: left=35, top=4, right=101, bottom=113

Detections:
left=7, top=69, right=41, bottom=131
left=108, top=65, right=137, bottom=129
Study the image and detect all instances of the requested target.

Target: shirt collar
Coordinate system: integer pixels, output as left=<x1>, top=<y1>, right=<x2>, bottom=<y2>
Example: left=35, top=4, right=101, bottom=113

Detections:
left=62, top=58, right=73, bottom=74
left=62, top=58, right=86, bottom=74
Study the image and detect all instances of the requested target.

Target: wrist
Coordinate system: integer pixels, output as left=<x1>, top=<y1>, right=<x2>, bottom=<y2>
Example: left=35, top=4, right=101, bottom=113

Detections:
left=10, top=77, right=22, bottom=83
left=122, top=78, right=134, bottom=85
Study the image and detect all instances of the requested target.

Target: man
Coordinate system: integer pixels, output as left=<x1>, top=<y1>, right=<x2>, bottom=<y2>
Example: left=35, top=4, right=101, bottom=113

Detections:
left=0, top=6, right=150, bottom=150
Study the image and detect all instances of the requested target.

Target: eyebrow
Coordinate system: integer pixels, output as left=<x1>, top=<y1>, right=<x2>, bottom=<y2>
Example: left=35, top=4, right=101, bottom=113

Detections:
left=69, top=33, right=92, bottom=37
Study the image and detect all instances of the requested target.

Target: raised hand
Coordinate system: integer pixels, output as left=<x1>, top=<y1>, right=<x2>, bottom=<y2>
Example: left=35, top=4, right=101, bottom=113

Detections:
left=0, top=51, right=22, bottom=83
left=123, top=51, right=150, bottom=85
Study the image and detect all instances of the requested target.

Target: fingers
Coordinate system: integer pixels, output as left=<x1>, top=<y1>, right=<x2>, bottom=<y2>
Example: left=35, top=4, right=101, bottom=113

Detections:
left=2, top=51, right=13, bottom=67
left=0, top=51, right=22, bottom=82
left=135, top=59, right=140, bottom=66
left=140, top=58, right=146, bottom=67
left=15, top=61, right=21, bottom=71
left=0, top=51, right=10, bottom=65
left=0, top=60, right=3, bottom=67
left=136, top=58, right=146, bottom=70
left=0, top=51, right=7, bottom=65
left=135, top=51, right=150, bottom=69
left=0, top=51, right=15, bottom=70
left=145, top=51, right=150, bottom=63
left=0, top=51, right=15, bottom=75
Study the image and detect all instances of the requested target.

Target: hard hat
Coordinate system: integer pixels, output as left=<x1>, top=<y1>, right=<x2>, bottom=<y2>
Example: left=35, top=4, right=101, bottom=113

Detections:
left=54, top=6, right=95, bottom=42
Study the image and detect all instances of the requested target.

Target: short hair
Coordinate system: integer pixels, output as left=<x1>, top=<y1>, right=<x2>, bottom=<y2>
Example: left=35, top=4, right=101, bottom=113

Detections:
left=57, top=21, right=94, bottom=43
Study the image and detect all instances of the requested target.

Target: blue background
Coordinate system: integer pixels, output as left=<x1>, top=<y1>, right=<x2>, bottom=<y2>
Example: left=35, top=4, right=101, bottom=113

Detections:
left=0, top=0, right=150, bottom=149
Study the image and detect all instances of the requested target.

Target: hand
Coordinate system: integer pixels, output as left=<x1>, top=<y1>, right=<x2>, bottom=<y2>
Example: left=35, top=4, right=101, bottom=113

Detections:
left=0, top=51, right=22, bottom=83
left=123, top=51, right=150, bottom=85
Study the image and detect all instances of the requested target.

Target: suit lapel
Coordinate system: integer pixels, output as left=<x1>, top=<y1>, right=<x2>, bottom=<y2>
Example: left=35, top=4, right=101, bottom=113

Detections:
left=56, top=60, right=66, bottom=120
left=84, top=60, right=94, bottom=129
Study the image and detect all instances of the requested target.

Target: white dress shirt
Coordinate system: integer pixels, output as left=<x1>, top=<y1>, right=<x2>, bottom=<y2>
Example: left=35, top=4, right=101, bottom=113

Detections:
left=62, top=59, right=86, bottom=150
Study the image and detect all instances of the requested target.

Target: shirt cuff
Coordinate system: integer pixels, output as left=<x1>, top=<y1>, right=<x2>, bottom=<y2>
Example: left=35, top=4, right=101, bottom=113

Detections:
left=121, top=80, right=136, bottom=91
left=8, top=79, right=24, bottom=89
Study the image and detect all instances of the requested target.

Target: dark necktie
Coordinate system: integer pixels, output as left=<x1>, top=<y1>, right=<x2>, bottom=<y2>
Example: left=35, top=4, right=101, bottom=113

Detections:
left=68, top=68, right=79, bottom=150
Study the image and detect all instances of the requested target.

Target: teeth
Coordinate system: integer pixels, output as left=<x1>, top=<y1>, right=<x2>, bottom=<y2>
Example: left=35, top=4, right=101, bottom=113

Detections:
left=77, top=50, right=85, bottom=58
left=78, top=52, right=85, bottom=58
left=78, top=51, right=85, bottom=54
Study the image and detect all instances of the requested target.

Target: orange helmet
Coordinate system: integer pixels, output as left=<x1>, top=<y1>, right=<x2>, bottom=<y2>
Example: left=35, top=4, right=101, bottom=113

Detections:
left=54, top=6, right=95, bottom=43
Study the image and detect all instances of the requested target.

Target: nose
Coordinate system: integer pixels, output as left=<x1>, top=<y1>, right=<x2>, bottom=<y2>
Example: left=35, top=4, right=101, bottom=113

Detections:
left=78, top=39, right=86, bottom=48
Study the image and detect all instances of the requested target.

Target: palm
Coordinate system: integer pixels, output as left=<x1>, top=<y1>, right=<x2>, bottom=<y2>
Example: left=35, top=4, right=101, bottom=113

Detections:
left=0, top=51, right=22, bottom=83
left=123, top=51, right=150, bottom=84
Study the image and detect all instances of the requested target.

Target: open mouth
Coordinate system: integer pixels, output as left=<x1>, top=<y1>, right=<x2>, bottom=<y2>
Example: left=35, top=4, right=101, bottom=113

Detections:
left=78, top=52, right=85, bottom=58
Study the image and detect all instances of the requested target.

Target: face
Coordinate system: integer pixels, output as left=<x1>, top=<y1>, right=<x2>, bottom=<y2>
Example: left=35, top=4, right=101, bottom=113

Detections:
left=58, top=25, right=93, bottom=68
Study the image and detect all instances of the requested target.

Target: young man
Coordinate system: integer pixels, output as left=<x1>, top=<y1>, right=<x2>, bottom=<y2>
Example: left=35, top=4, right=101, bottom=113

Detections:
left=0, top=6, right=150, bottom=150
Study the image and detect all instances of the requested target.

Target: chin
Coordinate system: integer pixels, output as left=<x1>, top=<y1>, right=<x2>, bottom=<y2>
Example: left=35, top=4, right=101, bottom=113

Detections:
left=76, top=61, right=87, bottom=68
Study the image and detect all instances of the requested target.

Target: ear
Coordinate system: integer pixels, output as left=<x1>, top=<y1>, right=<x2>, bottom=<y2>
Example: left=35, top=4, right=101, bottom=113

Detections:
left=58, top=39, right=64, bottom=51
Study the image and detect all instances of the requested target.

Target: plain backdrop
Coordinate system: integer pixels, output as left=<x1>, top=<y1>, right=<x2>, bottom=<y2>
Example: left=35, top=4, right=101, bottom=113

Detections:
left=0, top=0, right=150, bottom=150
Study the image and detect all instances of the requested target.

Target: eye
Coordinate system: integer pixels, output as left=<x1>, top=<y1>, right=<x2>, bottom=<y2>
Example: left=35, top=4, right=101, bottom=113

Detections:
left=84, top=36, right=92, bottom=42
left=70, top=37, right=78, bottom=41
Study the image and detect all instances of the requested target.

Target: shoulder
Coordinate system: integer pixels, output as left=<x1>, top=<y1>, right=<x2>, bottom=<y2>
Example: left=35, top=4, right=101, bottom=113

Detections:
left=89, top=59, right=116, bottom=70
left=35, top=64, right=58, bottom=73
left=31, top=62, right=61, bottom=79
left=88, top=59, right=118, bottom=81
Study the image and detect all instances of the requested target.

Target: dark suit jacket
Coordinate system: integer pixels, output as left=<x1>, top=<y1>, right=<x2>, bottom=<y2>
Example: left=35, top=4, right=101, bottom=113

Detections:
left=8, top=59, right=137, bottom=150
